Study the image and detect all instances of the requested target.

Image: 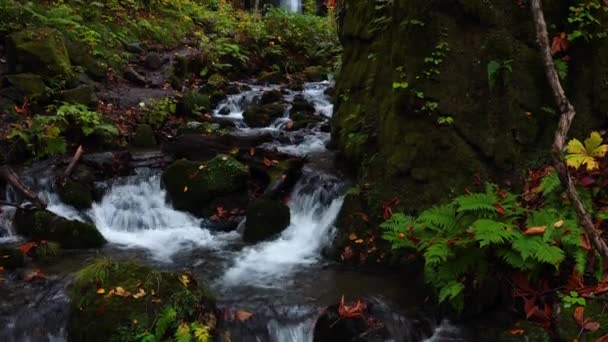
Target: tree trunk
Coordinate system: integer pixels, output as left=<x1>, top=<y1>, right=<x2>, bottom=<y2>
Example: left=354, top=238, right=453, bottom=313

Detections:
left=530, top=0, right=608, bottom=260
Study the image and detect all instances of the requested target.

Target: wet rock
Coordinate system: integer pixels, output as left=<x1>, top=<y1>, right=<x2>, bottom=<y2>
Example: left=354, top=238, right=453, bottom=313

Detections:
left=290, top=112, right=323, bottom=130
left=0, top=247, right=25, bottom=270
left=260, top=89, right=283, bottom=105
left=68, top=260, right=220, bottom=342
left=144, top=52, right=163, bottom=70
left=162, top=134, right=274, bottom=161
left=131, top=124, right=157, bottom=149
left=124, top=42, right=144, bottom=54
left=324, top=86, right=335, bottom=96
left=162, top=156, right=249, bottom=216
left=243, top=102, right=287, bottom=127
left=497, top=321, right=550, bottom=342
left=304, top=66, right=326, bottom=82
left=6, top=28, right=72, bottom=77
left=313, top=301, right=390, bottom=342
left=243, top=198, right=290, bottom=243
left=176, top=90, right=210, bottom=117
left=291, top=95, right=316, bottom=114
left=57, top=178, right=94, bottom=210
left=257, top=70, right=287, bottom=84
left=14, top=208, right=106, bottom=249
left=60, top=85, right=96, bottom=105
left=208, top=73, right=227, bottom=88
left=123, top=66, right=146, bottom=86
left=218, top=106, right=231, bottom=115
left=1, top=73, right=46, bottom=98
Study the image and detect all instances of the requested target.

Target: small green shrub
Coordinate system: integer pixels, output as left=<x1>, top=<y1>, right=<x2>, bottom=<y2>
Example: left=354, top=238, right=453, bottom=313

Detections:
left=144, top=98, right=176, bottom=128
left=487, top=59, right=513, bottom=91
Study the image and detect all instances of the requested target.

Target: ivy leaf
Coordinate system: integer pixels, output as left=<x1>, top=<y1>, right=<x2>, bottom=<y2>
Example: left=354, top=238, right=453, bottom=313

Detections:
left=565, top=131, right=608, bottom=171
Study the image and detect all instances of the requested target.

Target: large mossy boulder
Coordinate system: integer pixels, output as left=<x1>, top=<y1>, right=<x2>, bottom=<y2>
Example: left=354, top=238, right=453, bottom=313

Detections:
left=57, top=179, right=94, bottom=210
left=243, top=102, right=287, bottom=127
left=14, top=208, right=105, bottom=249
left=68, top=260, right=219, bottom=342
left=243, top=198, right=290, bottom=243
left=162, top=155, right=249, bottom=216
left=1, top=74, right=46, bottom=98
left=131, top=124, right=157, bottom=149
left=7, top=28, right=72, bottom=77
left=332, top=1, right=608, bottom=225
left=175, top=90, right=210, bottom=117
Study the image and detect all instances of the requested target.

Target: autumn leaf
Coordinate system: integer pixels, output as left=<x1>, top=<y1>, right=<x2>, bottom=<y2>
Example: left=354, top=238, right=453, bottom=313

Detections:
left=551, top=32, right=569, bottom=55
left=574, top=306, right=585, bottom=325
left=565, top=131, right=608, bottom=171
left=179, top=274, right=190, bottom=287
left=97, top=288, right=106, bottom=295
left=25, top=268, right=46, bottom=282
left=286, top=121, right=294, bottom=130
left=355, top=239, right=365, bottom=244
left=554, top=220, right=564, bottom=228
left=263, top=157, right=272, bottom=167
left=508, top=329, right=525, bottom=335
left=229, top=147, right=240, bottom=155
left=249, top=147, right=256, bottom=156
left=584, top=321, right=600, bottom=332
left=236, top=310, right=253, bottom=321
left=353, top=211, right=370, bottom=222
left=523, top=226, right=547, bottom=235
left=341, top=246, right=354, bottom=260
left=19, top=242, right=37, bottom=255
left=132, top=288, right=146, bottom=299
left=338, top=295, right=366, bottom=319
left=349, top=233, right=358, bottom=241
left=494, top=203, right=506, bottom=215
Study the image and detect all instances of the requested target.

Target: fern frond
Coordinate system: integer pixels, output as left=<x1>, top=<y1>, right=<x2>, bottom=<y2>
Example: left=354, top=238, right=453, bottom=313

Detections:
left=191, top=323, right=211, bottom=342
left=417, top=204, right=457, bottom=231
left=380, top=213, right=416, bottom=232
left=497, top=249, right=535, bottom=270
left=438, top=281, right=465, bottom=303
left=472, top=219, right=513, bottom=247
left=155, top=307, right=177, bottom=339
left=423, top=240, right=449, bottom=266
left=533, top=242, right=565, bottom=267
left=511, top=235, right=540, bottom=261
left=539, top=170, right=561, bottom=197
left=175, top=323, right=192, bottom=342
left=455, top=193, right=497, bottom=214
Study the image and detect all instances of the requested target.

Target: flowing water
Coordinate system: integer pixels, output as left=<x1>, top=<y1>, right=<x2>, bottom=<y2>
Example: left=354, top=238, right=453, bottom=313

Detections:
left=0, top=80, right=484, bottom=341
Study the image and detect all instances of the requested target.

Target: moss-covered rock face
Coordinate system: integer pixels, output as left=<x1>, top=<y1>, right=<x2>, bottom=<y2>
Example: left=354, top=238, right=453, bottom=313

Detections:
left=161, top=156, right=249, bottom=216
left=7, top=28, right=72, bottom=77
left=243, top=198, right=291, bottom=243
left=243, top=103, right=287, bottom=127
left=1, top=74, right=46, bottom=98
left=14, top=208, right=105, bottom=249
left=131, top=124, right=157, bottom=149
left=68, top=260, right=219, bottom=342
left=57, top=179, right=94, bottom=210
left=333, top=1, right=607, bottom=221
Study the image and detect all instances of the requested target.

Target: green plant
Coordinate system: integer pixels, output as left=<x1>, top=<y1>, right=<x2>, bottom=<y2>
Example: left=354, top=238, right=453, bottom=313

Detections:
left=382, top=184, right=586, bottom=312
left=487, top=59, right=513, bottom=90
left=144, top=98, right=176, bottom=128
left=567, top=0, right=608, bottom=42
left=56, top=103, right=119, bottom=137
left=560, top=291, right=586, bottom=308
left=421, top=40, right=450, bottom=80
left=437, top=116, right=454, bottom=126
left=136, top=306, right=210, bottom=342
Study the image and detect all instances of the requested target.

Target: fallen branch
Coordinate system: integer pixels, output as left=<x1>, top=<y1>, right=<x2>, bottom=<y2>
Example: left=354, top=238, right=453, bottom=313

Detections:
left=0, top=166, right=47, bottom=209
left=531, top=0, right=608, bottom=260
left=63, top=145, right=84, bottom=178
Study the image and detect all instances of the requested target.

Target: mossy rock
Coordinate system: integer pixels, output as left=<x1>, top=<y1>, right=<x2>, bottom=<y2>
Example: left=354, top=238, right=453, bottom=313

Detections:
left=60, top=85, right=95, bottom=105
left=303, top=66, right=326, bottom=82
left=176, top=91, right=210, bottom=118
left=208, top=73, right=228, bottom=88
left=290, top=112, right=324, bottom=130
left=0, top=247, right=25, bottom=270
left=1, top=74, right=46, bottom=98
left=161, top=156, right=249, bottom=216
left=260, top=89, right=284, bottom=105
left=68, top=259, right=218, bottom=342
left=14, top=208, right=105, bottom=249
left=243, top=198, right=291, bottom=243
left=555, top=300, right=608, bottom=341
left=131, top=124, right=157, bottom=149
left=58, top=179, right=95, bottom=210
left=258, top=70, right=288, bottom=84
left=243, top=102, right=287, bottom=127
left=7, top=28, right=72, bottom=77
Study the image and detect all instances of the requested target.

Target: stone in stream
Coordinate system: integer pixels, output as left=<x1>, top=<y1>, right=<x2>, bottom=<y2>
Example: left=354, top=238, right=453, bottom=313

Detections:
left=6, top=28, right=72, bottom=77
left=260, top=89, right=283, bottom=105
left=303, top=66, right=327, bottom=82
left=289, top=112, right=324, bottom=130
left=13, top=208, right=106, bottom=249
left=243, top=198, right=290, bottom=243
left=291, top=95, right=316, bottom=114
left=144, top=52, right=163, bottom=70
left=57, top=178, right=95, bottom=210
left=175, top=90, right=210, bottom=117
left=161, top=156, right=249, bottom=216
left=68, top=260, right=221, bottom=341
left=131, top=124, right=157, bottom=149
left=243, top=102, right=287, bottom=127
left=313, top=300, right=390, bottom=342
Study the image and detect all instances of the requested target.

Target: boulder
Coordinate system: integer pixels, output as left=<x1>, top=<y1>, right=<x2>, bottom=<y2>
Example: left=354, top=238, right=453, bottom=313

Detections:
left=260, top=89, right=283, bottom=105
left=290, top=112, right=324, bottom=130
left=131, top=124, right=157, bottom=149
left=176, top=91, right=210, bottom=117
left=243, top=198, right=290, bottom=243
left=291, top=96, right=316, bottom=114
left=65, top=39, right=107, bottom=80
left=144, top=52, right=163, bottom=70
left=57, top=179, right=94, bottom=210
left=68, top=260, right=219, bottom=342
left=60, top=85, right=96, bottom=105
left=303, top=66, right=326, bottom=82
left=13, top=208, right=105, bottom=249
left=1, top=73, right=46, bottom=98
left=6, top=28, right=72, bottom=77
left=258, top=70, right=287, bottom=84
left=124, top=42, right=144, bottom=54
left=313, top=300, right=390, bottom=342
left=243, top=102, right=287, bottom=127
left=162, top=156, right=249, bottom=216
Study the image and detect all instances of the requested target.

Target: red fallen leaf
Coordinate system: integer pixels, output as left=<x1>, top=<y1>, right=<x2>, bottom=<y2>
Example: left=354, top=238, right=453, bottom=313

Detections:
left=272, top=160, right=280, bottom=164
left=14, top=97, right=29, bottom=114
left=235, top=310, right=253, bottom=321
left=19, top=242, right=37, bottom=255
left=494, top=203, right=506, bottom=215
left=574, top=306, right=585, bottom=325
left=341, top=246, right=354, bottom=261
left=353, top=211, right=369, bottom=223
left=338, top=295, right=367, bottom=319
left=584, top=321, right=600, bottom=332
left=580, top=176, right=596, bottom=187
left=382, top=197, right=400, bottom=220
left=551, top=32, right=569, bottom=55
left=565, top=271, right=584, bottom=292
left=597, top=333, right=608, bottom=342
left=25, top=268, right=46, bottom=282
left=509, top=329, right=525, bottom=335
left=263, top=157, right=272, bottom=167
left=250, top=147, right=256, bottom=156
left=0, top=266, right=5, bottom=272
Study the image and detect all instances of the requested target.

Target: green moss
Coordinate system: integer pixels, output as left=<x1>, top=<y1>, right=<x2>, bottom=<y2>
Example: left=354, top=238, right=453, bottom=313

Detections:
left=7, top=28, right=72, bottom=77
left=2, top=73, right=46, bottom=98
left=177, top=91, right=210, bottom=118
left=131, top=124, right=157, bottom=149
left=243, top=103, right=287, bottom=127
left=69, top=259, right=217, bottom=342
left=243, top=198, right=291, bottom=243
left=161, top=156, right=249, bottom=216
left=14, top=208, right=105, bottom=249
left=58, top=179, right=94, bottom=209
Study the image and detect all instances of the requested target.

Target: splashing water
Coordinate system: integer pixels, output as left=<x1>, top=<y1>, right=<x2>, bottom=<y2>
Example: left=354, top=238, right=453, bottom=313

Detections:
left=222, top=171, right=344, bottom=287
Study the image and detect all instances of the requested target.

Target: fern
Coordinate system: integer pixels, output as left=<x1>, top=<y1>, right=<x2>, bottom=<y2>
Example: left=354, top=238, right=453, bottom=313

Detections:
left=455, top=193, right=497, bottom=215
left=191, top=323, right=211, bottom=342
left=175, top=324, right=192, bottom=342
left=498, top=249, right=535, bottom=270
left=155, top=307, right=177, bottom=340
left=472, top=219, right=513, bottom=247
left=438, top=281, right=465, bottom=304
left=533, top=241, right=566, bottom=266
left=539, top=170, right=561, bottom=197
left=417, top=204, right=457, bottom=231
left=381, top=213, right=417, bottom=249
left=423, top=240, right=449, bottom=266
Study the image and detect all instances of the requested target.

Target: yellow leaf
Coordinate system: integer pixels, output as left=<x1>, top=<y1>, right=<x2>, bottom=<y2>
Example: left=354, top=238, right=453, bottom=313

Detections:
left=355, top=239, right=365, bottom=244
left=97, top=288, right=106, bottom=295
left=554, top=220, right=564, bottom=228
left=183, top=186, right=189, bottom=193
left=349, top=233, right=358, bottom=241
left=229, top=147, right=240, bottom=155
left=133, top=288, right=146, bottom=299
left=179, top=274, right=190, bottom=287
left=584, top=131, right=608, bottom=158
left=565, top=132, right=608, bottom=171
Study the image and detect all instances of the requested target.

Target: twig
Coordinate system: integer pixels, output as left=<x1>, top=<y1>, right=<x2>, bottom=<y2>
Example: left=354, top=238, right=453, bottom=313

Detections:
left=63, top=145, right=84, bottom=178
left=530, top=0, right=608, bottom=261
left=0, top=166, right=46, bottom=208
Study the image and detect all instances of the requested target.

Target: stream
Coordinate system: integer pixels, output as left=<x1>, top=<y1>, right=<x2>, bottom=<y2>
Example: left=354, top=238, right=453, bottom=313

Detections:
left=0, top=81, right=484, bottom=341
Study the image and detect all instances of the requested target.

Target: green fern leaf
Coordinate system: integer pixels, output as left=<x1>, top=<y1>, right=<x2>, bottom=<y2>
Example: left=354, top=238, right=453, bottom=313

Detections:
left=417, top=205, right=457, bottom=231
left=511, top=235, right=540, bottom=261
left=539, top=171, right=561, bottom=197
left=381, top=213, right=416, bottom=232
left=472, top=219, right=513, bottom=247
left=155, top=307, right=177, bottom=339
left=175, top=323, right=192, bottom=342
left=498, top=249, right=535, bottom=270
left=533, top=242, right=565, bottom=266
left=455, top=193, right=497, bottom=214
left=191, top=323, right=211, bottom=342
left=438, top=281, right=465, bottom=303
left=573, top=249, right=588, bottom=275
left=423, top=240, right=449, bottom=266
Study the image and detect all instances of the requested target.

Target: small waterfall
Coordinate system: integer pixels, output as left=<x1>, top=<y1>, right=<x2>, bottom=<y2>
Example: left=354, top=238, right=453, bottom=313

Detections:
left=0, top=186, right=18, bottom=243
left=222, top=170, right=344, bottom=287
